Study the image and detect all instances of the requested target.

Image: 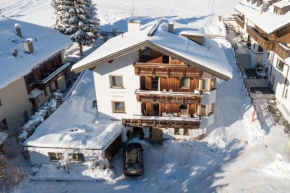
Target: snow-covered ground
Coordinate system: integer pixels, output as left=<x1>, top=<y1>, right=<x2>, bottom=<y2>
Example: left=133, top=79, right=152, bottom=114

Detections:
left=1, top=0, right=290, bottom=192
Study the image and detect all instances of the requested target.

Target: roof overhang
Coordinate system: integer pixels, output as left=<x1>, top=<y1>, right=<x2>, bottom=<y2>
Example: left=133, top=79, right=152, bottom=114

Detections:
left=72, top=40, right=231, bottom=81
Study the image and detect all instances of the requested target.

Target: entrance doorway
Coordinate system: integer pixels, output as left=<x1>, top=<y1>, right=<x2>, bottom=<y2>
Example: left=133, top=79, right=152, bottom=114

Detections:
left=153, top=104, right=159, bottom=116
left=152, top=127, right=163, bottom=141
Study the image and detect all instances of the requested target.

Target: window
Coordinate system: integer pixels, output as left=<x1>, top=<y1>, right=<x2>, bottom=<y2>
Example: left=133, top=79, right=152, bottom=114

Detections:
left=276, top=59, right=284, bottom=71
left=51, top=60, right=56, bottom=70
left=202, top=79, right=208, bottom=90
left=110, top=76, right=123, bottom=88
left=27, top=73, right=34, bottom=84
left=41, top=65, right=48, bottom=77
left=253, top=43, right=256, bottom=50
left=180, top=77, right=190, bottom=88
left=174, top=128, right=180, bottom=135
left=180, top=104, right=188, bottom=113
left=48, top=152, right=63, bottom=161
left=113, top=101, right=126, bottom=113
left=72, top=153, right=85, bottom=162
left=152, top=77, right=159, bottom=91
left=258, top=45, right=263, bottom=52
left=184, top=128, right=190, bottom=136
left=201, top=105, right=206, bottom=115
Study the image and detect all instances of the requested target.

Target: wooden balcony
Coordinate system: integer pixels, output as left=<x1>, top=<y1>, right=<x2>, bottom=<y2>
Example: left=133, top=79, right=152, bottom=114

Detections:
left=122, top=116, right=200, bottom=129
left=134, top=62, right=202, bottom=78
left=235, top=16, right=244, bottom=28
left=136, top=90, right=202, bottom=104
left=275, top=43, right=290, bottom=60
left=247, top=27, right=275, bottom=51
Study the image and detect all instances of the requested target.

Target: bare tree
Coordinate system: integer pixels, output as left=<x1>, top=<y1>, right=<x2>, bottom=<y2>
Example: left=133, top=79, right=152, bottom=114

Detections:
left=57, top=149, right=73, bottom=174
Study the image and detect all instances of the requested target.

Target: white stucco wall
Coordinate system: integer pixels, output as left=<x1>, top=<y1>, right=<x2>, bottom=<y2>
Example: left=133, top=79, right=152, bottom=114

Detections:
left=25, top=146, right=103, bottom=165
left=93, top=51, right=141, bottom=120
left=250, top=39, right=263, bottom=67
left=201, top=89, right=216, bottom=105
left=271, top=54, right=290, bottom=103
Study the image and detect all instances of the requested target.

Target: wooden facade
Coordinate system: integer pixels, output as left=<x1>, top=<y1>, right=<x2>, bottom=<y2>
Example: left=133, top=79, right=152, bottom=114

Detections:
left=24, top=52, right=67, bottom=93
left=247, top=26, right=275, bottom=51
left=122, top=118, right=200, bottom=129
left=235, top=15, right=245, bottom=29
left=134, top=63, right=202, bottom=78
left=136, top=91, right=202, bottom=104
left=275, top=43, right=290, bottom=60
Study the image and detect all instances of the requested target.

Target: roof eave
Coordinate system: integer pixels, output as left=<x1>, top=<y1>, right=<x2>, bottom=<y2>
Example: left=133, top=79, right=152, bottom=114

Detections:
left=72, top=40, right=231, bottom=81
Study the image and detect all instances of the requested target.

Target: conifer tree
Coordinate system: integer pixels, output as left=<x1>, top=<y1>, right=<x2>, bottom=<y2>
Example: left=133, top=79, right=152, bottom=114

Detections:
left=52, top=0, right=100, bottom=56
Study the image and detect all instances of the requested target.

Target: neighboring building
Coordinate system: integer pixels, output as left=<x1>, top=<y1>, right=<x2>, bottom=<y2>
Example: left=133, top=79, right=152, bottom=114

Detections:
left=0, top=17, right=72, bottom=129
left=235, top=0, right=290, bottom=115
left=23, top=71, right=124, bottom=165
left=72, top=19, right=233, bottom=141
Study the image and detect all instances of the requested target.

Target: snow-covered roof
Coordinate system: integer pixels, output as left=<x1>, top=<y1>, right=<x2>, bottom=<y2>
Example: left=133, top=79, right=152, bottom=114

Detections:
left=173, top=22, right=205, bottom=37
left=24, top=71, right=124, bottom=150
left=72, top=19, right=232, bottom=80
left=0, top=17, right=72, bottom=90
left=235, top=0, right=290, bottom=34
left=273, top=1, right=290, bottom=8
left=0, top=132, right=8, bottom=146
left=29, top=88, right=43, bottom=99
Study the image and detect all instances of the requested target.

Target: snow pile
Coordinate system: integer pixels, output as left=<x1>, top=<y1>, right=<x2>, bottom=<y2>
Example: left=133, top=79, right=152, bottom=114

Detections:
left=261, top=154, right=290, bottom=180
left=18, top=93, right=63, bottom=142
left=31, top=162, right=114, bottom=181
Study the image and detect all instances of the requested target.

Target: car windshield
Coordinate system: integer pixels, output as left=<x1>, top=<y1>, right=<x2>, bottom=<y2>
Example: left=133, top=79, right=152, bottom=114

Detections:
left=126, top=149, right=139, bottom=164
left=125, top=163, right=141, bottom=170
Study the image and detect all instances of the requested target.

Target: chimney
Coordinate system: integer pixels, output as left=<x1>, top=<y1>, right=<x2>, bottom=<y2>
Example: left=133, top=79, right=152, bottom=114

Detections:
left=23, top=40, right=34, bottom=54
left=127, top=20, right=141, bottom=33
left=12, top=50, right=18, bottom=57
left=168, top=22, right=175, bottom=33
left=15, top=23, right=22, bottom=38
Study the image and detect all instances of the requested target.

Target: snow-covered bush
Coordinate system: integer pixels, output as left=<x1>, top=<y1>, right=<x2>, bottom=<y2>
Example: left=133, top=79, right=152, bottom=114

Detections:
left=88, top=152, right=109, bottom=170
left=51, top=0, right=100, bottom=56
left=57, top=151, right=72, bottom=174
left=18, top=93, right=64, bottom=142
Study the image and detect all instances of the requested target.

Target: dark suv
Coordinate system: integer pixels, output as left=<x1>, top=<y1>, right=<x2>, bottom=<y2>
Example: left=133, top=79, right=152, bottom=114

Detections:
left=123, top=143, right=144, bottom=177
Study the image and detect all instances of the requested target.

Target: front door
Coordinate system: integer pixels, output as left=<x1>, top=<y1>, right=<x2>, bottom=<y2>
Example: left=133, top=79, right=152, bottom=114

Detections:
left=152, top=127, right=163, bottom=141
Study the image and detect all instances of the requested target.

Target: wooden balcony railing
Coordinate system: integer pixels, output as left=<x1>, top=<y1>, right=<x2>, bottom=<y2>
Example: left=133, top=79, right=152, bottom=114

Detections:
left=247, top=27, right=275, bottom=51
left=122, top=117, right=200, bottom=129
left=235, top=16, right=245, bottom=28
left=136, top=90, right=202, bottom=104
left=134, top=62, right=202, bottom=78
left=275, top=43, right=290, bottom=60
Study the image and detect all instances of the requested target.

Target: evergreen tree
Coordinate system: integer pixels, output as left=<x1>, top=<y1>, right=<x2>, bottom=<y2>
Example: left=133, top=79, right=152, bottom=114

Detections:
left=51, top=0, right=100, bottom=56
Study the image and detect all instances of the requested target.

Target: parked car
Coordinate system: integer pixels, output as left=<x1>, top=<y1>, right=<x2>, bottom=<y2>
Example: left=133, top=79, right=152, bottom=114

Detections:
left=123, top=143, right=144, bottom=177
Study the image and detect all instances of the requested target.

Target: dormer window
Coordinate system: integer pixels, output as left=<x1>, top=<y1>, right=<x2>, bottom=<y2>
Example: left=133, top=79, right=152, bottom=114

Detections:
left=27, top=73, right=34, bottom=84
left=273, top=3, right=290, bottom=15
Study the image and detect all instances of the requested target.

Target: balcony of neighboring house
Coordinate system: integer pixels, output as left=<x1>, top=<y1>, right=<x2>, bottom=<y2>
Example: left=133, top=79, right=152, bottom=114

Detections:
left=275, top=42, right=290, bottom=60
left=135, top=90, right=202, bottom=104
left=235, top=15, right=245, bottom=29
left=122, top=115, right=200, bottom=129
left=246, top=26, right=275, bottom=51
left=35, top=62, right=71, bottom=87
left=134, top=62, right=202, bottom=78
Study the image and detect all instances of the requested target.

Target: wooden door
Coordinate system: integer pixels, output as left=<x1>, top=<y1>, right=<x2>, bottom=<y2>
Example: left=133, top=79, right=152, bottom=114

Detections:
left=152, top=127, right=163, bottom=141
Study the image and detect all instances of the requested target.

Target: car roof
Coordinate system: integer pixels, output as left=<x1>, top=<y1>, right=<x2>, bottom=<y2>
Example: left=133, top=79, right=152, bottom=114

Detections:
left=126, top=149, right=140, bottom=164
left=127, top=143, right=143, bottom=149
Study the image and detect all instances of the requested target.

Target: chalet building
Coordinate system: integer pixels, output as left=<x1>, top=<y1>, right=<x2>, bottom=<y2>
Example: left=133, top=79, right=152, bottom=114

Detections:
left=235, top=0, right=290, bottom=116
left=72, top=19, right=232, bottom=141
left=0, top=17, right=72, bottom=129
